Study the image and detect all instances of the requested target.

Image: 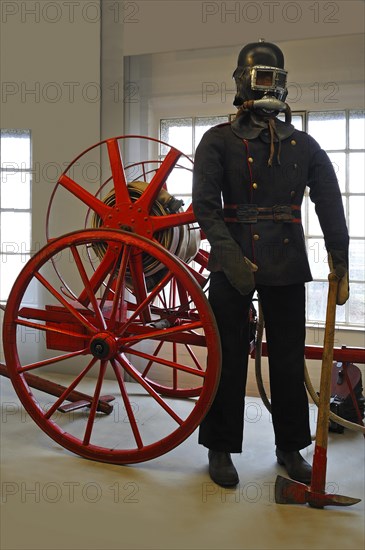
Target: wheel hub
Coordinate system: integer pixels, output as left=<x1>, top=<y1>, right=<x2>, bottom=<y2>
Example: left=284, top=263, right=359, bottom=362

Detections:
left=90, top=332, right=119, bottom=360
left=102, top=203, right=155, bottom=238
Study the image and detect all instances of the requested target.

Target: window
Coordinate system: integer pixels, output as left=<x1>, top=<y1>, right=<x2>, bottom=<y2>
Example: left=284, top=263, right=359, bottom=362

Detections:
left=306, top=111, right=364, bottom=328
left=160, top=111, right=365, bottom=329
left=0, top=129, right=32, bottom=304
left=160, top=116, right=229, bottom=208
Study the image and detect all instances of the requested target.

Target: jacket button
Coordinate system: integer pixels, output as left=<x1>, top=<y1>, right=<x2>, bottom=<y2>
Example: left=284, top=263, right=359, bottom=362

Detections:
left=290, top=191, right=295, bottom=197
left=252, top=182, right=258, bottom=189
left=248, top=157, right=254, bottom=163
left=283, top=238, right=290, bottom=244
left=253, top=234, right=260, bottom=241
left=291, top=140, right=297, bottom=146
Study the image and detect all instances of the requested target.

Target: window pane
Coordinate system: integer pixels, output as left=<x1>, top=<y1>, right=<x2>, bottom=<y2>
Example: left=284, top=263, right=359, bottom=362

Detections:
left=349, top=240, right=365, bottom=281
left=307, top=281, right=327, bottom=322
left=307, top=238, right=328, bottom=279
left=277, top=113, right=303, bottom=131
left=349, top=196, right=365, bottom=237
left=307, top=281, right=345, bottom=323
left=291, top=115, right=304, bottom=131
left=0, top=211, right=31, bottom=251
left=0, top=129, right=31, bottom=169
left=349, top=111, right=365, bottom=149
left=349, top=152, right=365, bottom=194
left=302, top=195, right=308, bottom=231
left=195, top=116, right=228, bottom=148
left=0, top=253, right=30, bottom=301
left=1, top=171, right=31, bottom=209
left=307, top=200, right=322, bottom=236
left=165, top=159, right=193, bottom=196
left=327, top=152, right=346, bottom=193
left=160, top=119, right=192, bottom=156
left=348, top=283, right=364, bottom=325
left=307, top=196, right=346, bottom=236
left=307, top=111, right=346, bottom=150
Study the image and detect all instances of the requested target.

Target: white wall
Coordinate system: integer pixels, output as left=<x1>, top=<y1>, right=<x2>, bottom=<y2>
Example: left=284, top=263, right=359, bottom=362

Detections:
left=125, top=33, right=364, bottom=136
left=122, top=0, right=365, bottom=56
left=0, top=1, right=128, bottom=365
left=0, top=1, right=102, bottom=365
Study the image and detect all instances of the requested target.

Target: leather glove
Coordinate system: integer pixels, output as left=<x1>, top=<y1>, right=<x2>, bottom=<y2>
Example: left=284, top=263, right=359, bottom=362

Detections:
left=224, top=256, right=258, bottom=296
left=328, top=249, right=349, bottom=305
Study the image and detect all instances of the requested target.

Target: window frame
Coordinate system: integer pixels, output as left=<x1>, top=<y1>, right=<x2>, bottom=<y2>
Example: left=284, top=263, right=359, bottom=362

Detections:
left=159, top=110, right=364, bottom=330
left=0, top=129, right=32, bottom=305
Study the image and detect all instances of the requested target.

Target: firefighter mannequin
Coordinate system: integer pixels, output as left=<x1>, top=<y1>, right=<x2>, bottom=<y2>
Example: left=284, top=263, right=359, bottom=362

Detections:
left=192, top=40, right=349, bottom=487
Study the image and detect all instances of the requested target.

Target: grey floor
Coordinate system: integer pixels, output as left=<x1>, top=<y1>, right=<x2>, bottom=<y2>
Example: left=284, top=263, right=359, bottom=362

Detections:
left=1, top=375, right=364, bottom=550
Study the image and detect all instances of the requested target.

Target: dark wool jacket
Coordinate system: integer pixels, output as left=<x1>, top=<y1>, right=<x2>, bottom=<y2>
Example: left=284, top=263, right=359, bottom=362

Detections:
left=192, top=116, right=349, bottom=293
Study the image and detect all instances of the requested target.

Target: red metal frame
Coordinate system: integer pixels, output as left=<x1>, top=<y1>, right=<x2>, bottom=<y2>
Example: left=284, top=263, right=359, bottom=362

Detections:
left=252, top=343, right=365, bottom=364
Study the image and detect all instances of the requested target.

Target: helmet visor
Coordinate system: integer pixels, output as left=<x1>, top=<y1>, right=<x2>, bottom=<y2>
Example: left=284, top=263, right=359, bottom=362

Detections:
left=250, top=65, right=287, bottom=99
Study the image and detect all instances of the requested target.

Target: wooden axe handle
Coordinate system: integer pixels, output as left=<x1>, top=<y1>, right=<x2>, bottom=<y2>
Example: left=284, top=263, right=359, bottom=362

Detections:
left=311, top=273, right=339, bottom=494
left=315, top=273, right=340, bottom=450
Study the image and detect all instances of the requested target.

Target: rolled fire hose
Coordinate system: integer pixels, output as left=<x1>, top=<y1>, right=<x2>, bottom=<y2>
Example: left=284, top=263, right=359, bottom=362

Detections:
left=91, top=181, right=200, bottom=290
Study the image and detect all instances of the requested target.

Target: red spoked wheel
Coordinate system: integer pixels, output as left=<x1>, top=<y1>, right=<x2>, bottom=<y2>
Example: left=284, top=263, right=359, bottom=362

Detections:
left=46, top=135, right=211, bottom=397
left=3, top=229, right=220, bottom=464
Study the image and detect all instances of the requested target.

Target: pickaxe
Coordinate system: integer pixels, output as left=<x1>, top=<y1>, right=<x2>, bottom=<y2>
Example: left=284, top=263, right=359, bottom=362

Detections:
left=275, top=272, right=362, bottom=508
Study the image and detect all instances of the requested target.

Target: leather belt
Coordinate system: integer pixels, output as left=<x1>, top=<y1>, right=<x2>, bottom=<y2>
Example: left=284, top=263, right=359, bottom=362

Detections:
left=223, top=204, right=301, bottom=224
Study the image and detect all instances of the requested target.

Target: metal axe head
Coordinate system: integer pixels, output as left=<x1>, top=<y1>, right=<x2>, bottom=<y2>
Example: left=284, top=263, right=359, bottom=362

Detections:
left=275, top=475, right=361, bottom=508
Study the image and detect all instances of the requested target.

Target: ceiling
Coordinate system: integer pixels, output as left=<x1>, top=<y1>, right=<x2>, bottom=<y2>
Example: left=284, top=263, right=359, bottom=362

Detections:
left=123, top=0, right=364, bottom=56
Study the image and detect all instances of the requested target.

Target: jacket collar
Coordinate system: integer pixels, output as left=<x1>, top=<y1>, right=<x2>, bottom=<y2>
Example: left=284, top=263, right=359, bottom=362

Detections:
left=230, top=111, right=295, bottom=141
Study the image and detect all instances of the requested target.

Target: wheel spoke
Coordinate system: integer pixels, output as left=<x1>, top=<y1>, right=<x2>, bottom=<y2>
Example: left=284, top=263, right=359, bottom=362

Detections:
left=108, top=245, right=131, bottom=329
left=44, top=357, right=99, bottom=419
left=110, top=359, right=143, bottom=449
left=83, top=360, right=108, bottom=445
left=136, top=148, right=181, bottom=212
left=18, top=348, right=88, bottom=373
left=193, top=248, right=210, bottom=270
left=156, top=287, right=168, bottom=309
left=98, top=246, right=124, bottom=310
left=184, top=344, right=204, bottom=371
left=176, top=279, right=190, bottom=308
left=115, top=354, right=184, bottom=425
left=78, top=246, right=118, bottom=305
left=107, top=139, right=131, bottom=204
left=70, top=245, right=107, bottom=330
left=126, top=347, right=206, bottom=378
left=184, top=263, right=208, bottom=287
left=35, top=272, right=98, bottom=334
left=117, top=270, right=173, bottom=337
left=141, top=341, right=164, bottom=377
left=118, top=320, right=203, bottom=345
left=151, top=210, right=195, bottom=232
left=128, top=252, right=151, bottom=323
left=172, top=343, right=178, bottom=389
left=15, top=318, right=88, bottom=340
left=58, top=174, right=110, bottom=218
left=169, top=278, right=176, bottom=309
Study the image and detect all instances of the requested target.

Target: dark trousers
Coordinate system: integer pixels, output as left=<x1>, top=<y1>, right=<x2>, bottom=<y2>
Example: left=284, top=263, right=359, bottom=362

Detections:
left=199, top=271, right=312, bottom=453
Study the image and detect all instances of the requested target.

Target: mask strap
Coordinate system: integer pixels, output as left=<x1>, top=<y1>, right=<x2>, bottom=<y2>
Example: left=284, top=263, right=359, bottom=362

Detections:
left=284, top=102, right=292, bottom=124
left=267, top=119, right=276, bottom=166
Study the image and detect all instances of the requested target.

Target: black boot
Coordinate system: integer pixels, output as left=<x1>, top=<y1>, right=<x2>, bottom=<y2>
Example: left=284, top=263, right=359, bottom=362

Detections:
left=276, top=447, right=312, bottom=484
left=208, top=450, right=239, bottom=487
